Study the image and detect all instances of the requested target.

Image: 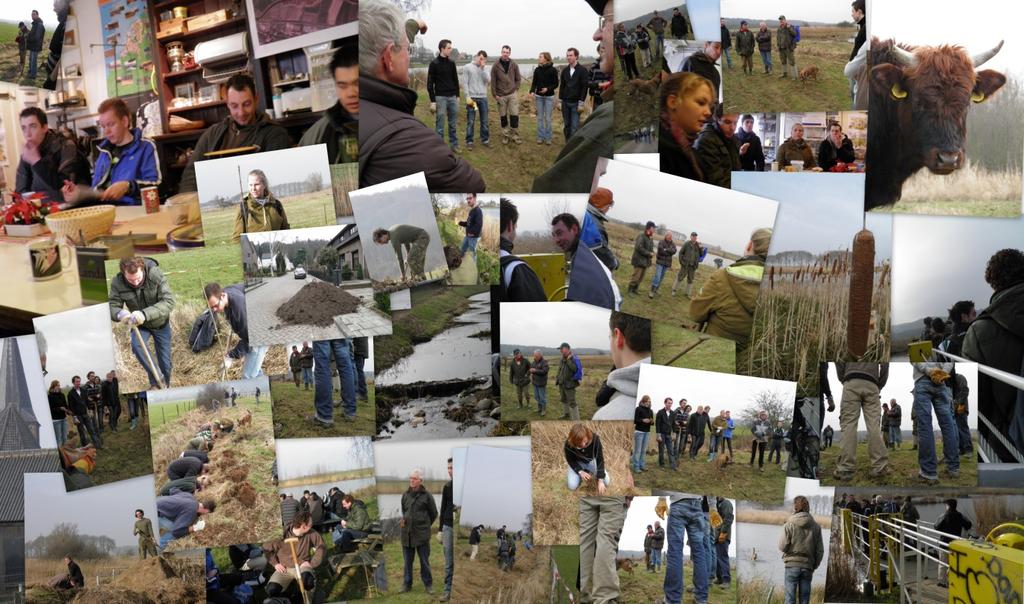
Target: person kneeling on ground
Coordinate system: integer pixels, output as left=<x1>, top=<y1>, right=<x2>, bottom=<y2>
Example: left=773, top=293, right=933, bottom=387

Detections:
left=565, top=423, right=610, bottom=493
left=263, top=511, right=325, bottom=599
left=156, top=489, right=215, bottom=550
left=47, top=555, right=84, bottom=590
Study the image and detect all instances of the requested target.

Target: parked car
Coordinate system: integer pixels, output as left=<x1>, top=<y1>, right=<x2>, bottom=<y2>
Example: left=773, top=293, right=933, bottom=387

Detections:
left=294, top=266, right=307, bottom=279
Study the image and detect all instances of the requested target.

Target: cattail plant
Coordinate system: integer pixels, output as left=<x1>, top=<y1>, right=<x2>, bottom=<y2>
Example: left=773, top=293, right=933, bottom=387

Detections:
left=846, top=230, right=875, bottom=359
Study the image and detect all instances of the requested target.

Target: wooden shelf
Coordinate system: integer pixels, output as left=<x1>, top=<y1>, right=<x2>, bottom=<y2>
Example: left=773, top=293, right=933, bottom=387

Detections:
left=157, top=16, right=245, bottom=44
left=153, top=0, right=201, bottom=9
left=163, top=66, right=203, bottom=80
left=168, top=99, right=226, bottom=114
left=154, top=129, right=205, bottom=143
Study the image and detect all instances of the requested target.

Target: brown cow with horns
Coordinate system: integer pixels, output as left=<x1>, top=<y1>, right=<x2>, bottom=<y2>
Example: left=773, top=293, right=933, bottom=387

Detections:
left=864, top=37, right=1006, bottom=210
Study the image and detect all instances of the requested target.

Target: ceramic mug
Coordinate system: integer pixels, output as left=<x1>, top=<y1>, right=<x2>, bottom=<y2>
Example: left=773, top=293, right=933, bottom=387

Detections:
left=29, top=239, right=71, bottom=281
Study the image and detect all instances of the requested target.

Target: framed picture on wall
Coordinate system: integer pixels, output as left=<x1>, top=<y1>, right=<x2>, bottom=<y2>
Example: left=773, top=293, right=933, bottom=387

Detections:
left=245, top=0, right=357, bottom=58
left=63, top=64, right=81, bottom=77
left=64, top=29, right=76, bottom=47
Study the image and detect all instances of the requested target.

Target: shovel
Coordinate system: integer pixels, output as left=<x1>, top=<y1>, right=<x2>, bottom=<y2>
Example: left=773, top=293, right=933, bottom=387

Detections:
left=285, top=536, right=312, bottom=604
left=129, top=322, right=167, bottom=390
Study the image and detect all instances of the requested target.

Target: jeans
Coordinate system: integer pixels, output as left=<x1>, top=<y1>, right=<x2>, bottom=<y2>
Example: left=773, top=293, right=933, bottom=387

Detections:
left=533, top=384, right=547, bottom=412
left=723, top=47, right=733, bottom=68
left=302, top=367, right=313, bottom=387
left=313, top=339, right=356, bottom=420
left=561, top=100, right=581, bottom=140
left=716, top=539, right=731, bottom=582
left=354, top=355, right=368, bottom=398
left=768, top=442, right=782, bottom=463
left=130, top=322, right=172, bottom=388
left=913, top=379, right=960, bottom=478
left=460, top=236, right=479, bottom=254
left=53, top=419, right=68, bottom=446
left=466, top=97, right=489, bottom=143
left=955, top=413, right=973, bottom=453
left=664, top=498, right=709, bottom=604
left=567, top=459, right=610, bottom=490
left=75, top=414, right=102, bottom=448
left=402, top=543, right=432, bottom=589
left=535, top=95, right=554, bottom=142
left=760, top=50, right=773, bottom=70
left=442, top=525, right=454, bottom=594
left=784, top=566, right=813, bottom=604
left=434, top=95, right=458, bottom=146
left=632, top=430, right=650, bottom=471
left=708, top=435, right=722, bottom=460
left=29, top=50, right=39, bottom=78
left=888, top=424, right=902, bottom=446
left=333, top=527, right=368, bottom=552
left=655, top=34, right=665, bottom=56
left=157, top=516, right=174, bottom=551
left=658, top=433, right=677, bottom=468
left=651, top=264, right=669, bottom=291
left=706, top=526, right=717, bottom=580
left=651, top=547, right=662, bottom=570
left=242, top=345, right=269, bottom=380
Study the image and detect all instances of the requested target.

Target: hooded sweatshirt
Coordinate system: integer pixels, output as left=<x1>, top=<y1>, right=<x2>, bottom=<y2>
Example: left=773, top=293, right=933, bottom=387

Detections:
left=592, top=358, right=652, bottom=420
left=779, top=511, right=824, bottom=569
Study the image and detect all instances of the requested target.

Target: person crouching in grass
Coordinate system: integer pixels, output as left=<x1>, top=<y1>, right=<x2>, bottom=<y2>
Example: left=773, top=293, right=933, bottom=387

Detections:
left=565, top=423, right=610, bottom=494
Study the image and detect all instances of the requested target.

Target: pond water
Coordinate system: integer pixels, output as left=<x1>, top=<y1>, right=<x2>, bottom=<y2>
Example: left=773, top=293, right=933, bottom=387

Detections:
left=378, top=492, right=444, bottom=520
left=737, top=521, right=831, bottom=586
left=377, top=393, right=498, bottom=441
left=376, top=292, right=491, bottom=386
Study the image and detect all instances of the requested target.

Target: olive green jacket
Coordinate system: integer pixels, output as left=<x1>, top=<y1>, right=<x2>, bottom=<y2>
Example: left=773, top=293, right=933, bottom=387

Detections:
left=631, top=232, right=655, bottom=268
left=232, top=193, right=290, bottom=243
left=108, top=259, right=175, bottom=330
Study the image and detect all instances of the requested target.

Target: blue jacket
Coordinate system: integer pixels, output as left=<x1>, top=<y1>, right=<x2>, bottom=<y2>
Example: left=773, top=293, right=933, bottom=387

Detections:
left=91, top=127, right=161, bottom=205
left=724, top=418, right=734, bottom=438
left=157, top=489, right=198, bottom=538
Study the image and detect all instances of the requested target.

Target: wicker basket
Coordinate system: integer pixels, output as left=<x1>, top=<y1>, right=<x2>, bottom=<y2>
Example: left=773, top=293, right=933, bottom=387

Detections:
left=44, top=205, right=116, bottom=243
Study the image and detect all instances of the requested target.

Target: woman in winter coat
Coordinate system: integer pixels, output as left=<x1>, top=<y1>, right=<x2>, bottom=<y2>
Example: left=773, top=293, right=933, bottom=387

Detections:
left=659, top=72, right=715, bottom=182
left=776, top=123, right=817, bottom=169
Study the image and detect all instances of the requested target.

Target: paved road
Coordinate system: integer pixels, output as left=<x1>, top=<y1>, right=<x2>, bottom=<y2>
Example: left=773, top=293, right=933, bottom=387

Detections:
left=246, top=275, right=392, bottom=346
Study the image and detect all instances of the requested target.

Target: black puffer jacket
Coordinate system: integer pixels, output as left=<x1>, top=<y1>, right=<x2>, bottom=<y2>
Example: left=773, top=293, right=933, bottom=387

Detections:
left=530, top=63, right=559, bottom=96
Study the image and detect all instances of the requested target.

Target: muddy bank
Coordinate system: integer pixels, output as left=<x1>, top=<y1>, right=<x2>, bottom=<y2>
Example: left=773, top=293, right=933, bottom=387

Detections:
left=376, top=379, right=499, bottom=441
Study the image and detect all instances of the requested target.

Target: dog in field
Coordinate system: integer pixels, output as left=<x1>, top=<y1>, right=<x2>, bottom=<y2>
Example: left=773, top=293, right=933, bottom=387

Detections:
left=616, top=558, right=635, bottom=576
left=627, top=71, right=664, bottom=96
left=799, top=66, right=819, bottom=82
left=237, top=408, right=252, bottom=429
left=713, top=451, right=733, bottom=470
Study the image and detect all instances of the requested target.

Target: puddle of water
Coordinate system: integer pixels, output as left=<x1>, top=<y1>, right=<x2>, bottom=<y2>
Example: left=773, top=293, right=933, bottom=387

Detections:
left=377, top=394, right=498, bottom=442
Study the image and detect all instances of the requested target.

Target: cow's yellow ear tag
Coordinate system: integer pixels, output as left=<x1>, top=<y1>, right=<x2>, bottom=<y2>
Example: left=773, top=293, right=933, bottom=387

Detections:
left=890, top=83, right=908, bottom=100
left=971, top=90, right=985, bottom=103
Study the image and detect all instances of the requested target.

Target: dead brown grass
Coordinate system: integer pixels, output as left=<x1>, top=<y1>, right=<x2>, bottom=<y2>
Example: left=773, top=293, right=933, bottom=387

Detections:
left=900, top=161, right=1022, bottom=204
left=26, top=554, right=203, bottom=604
left=112, top=301, right=290, bottom=393
left=736, top=508, right=832, bottom=528
left=530, top=421, right=643, bottom=545
left=452, top=540, right=550, bottom=604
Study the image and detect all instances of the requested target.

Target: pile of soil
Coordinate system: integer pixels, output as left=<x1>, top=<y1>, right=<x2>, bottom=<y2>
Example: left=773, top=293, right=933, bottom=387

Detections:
left=226, top=466, right=248, bottom=482
left=232, top=481, right=258, bottom=507
left=276, top=281, right=362, bottom=326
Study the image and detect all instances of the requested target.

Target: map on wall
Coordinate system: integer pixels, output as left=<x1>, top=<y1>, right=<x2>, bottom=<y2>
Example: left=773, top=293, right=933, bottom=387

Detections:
left=99, top=0, right=154, bottom=97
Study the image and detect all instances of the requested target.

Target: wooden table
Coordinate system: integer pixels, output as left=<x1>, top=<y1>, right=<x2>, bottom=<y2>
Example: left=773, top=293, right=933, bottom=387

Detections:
left=110, top=205, right=187, bottom=246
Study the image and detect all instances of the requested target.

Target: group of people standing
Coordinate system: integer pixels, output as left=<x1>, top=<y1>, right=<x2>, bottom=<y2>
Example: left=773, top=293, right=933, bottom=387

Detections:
left=288, top=337, right=369, bottom=428
left=47, top=370, right=124, bottom=450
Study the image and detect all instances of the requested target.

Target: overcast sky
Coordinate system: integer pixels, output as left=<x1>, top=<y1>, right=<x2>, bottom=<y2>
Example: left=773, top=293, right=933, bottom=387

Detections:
left=873, top=0, right=1023, bottom=77
left=891, top=214, right=1023, bottom=323
left=374, top=436, right=529, bottom=480
left=146, top=376, right=268, bottom=405
left=822, top=362, right=979, bottom=431
left=618, top=0, right=720, bottom=41
left=618, top=495, right=738, bottom=556
left=458, top=446, right=532, bottom=529
left=195, top=144, right=331, bottom=205
left=33, top=304, right=116, bottom=386
left=24, top=473, right=157, bottom=549
left=244, top=224, right=346, bottom=246
left=721, top=0, right=853, bottom=24
left=783, top=477, right=834, bottom=504
left=2, top=336, right=56, bottom=448
left=502, top=194, right=589, bottom=236
left=596, top=158, right=779, bottom=256
left=0, top=4, right=61, bottom=27
left=410, top=0, right=598, bottom=59
left=499, top=302, right=613, bottom=351
left=732, top=173, right=893, bottom=260
left=276, top=437, right=374, bottom=480
left=637, top=364, right=797, bottom=415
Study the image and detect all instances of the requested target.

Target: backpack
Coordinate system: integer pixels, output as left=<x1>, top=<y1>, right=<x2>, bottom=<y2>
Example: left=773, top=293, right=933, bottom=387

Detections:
left=188, top=309, right=217, bottom=353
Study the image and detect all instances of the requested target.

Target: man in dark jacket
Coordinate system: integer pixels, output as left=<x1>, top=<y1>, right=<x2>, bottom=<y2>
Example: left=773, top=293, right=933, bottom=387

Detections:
left=962, top=249, right=1024, bottom=464
left=688, top=405, right=709, bottom=458
left=109, top=257, right=175, bottom=389
left=289, top=346, right=302, bottom=387
left=558, top=48, right=590, bottom=141
left=934, top=499, right=973, bottom=587
left=41, top=1, right=70, bottom=90
left=850, top=1, right=866, bottom=61
left=529, top=350, right=550, bottom=416
left=555, top=343, right=584, bottom=421
left=299, top=342, right=314, bottom=389
left=681, top=42, right=722, bottom=98
left=205, top=282, right=267, bottom=380
left=735, top=21, right=756, bottom=75
left=940, top=300, right=976, bottom=357
left=178, top=74, right=290, bottom=193
left=333, top=494, right=372, bottom=552
left=509, top=349, right=532, bottom=407
left=647, top=12, right=667, bottom=56
left=737, top=115, right=765, bottom=171
left=83, top=372, right=103, bottom=434
left=655, top=398, right=677, bottom=469
left=713, top=496, right=734, bottom=587
left=817, top=122, right=856, bottom=171
left=280, top=494, right=300, bottom=529
left=499, top=198, right=546, bottom=301
left=359, top=1, right=484, bottom=191
left=469, top=525, right=483, bottom=560
left=720, top=18, right=733, bottom=69
left=48, top=555, right=84, bottom=590
left=650, top=232, right=676, bottom=298
left=643, top=525, right=654, bottom=570
left=438, top=458, right=455, bottom=601
left=15, top=107, right=89, bottom=201
left=102, top=371, right=120, bottom=431
left=401, top=469, right=439, bottom=594
left=673, top=232, right=703, bottom=297
left=777, top=16, right=798, bottom=80
left=427, top=39, right=461, bottom=151
left=68, top=375, right=101, bottom=448
left=628, top=222, right=656, bottom=295
left=833, top=362, right=890, bottom=481
left=299, top=41, right=358, bottom=163
left=554, top=212, right=622, bottom=311
left=26, top=10, right=44, bottom=79
left=670, top=8, right=689, bottom=39
left=650, top=521, right=666, bottom=571
left=694, top=112, right=741, bottom=189
left=458, top=193, right=483, bottom=257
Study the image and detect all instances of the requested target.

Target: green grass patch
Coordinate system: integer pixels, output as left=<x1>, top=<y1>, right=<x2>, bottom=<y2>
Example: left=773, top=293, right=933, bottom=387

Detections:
left=877, top=198, right=1021, bottom=218
left=551, top=545, right=579, bottom=603
left=105, top=245, right=244, bottom=307
left=653, top=322, right=737, bottom=374
left=200, top=190, right=337, bottom=248
left=819, top=439, right=978, bottom=488
left=617, top=560, right=737, bottom=603
left=81, top=411, right=155, bottom=488
left=500, top=354, right=609, bottom=422
left=0, top=21, right=55, bottom=88
left=269, top=378, right=376, bottom=438
left=380, top=536, right=447, bottom=601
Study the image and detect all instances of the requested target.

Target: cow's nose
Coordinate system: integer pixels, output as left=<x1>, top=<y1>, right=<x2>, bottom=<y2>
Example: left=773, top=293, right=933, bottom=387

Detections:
left=936, top=151, right=961, bottom=169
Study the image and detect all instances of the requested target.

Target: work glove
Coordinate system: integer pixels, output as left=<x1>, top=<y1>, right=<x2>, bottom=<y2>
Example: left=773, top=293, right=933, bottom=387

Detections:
left=654, top=497, right=668, bottom=520
left=718, top=531, right=729, bottom=543
left=193, top=519, right=206, bottom=532
left=709, top=509, right=723, bottom=528
left=430, top=102, right=436, bottom=113
left=116, top=309, right=130, bottom=322
left=223, top=357, right=234, bottom=370
left=577, top=101, right=584, bottom=111
left=130, top=310, right=146, bottom=325
left=436, top=531, right=443, bottom=544
left=301, top=570, right=316, bottom=591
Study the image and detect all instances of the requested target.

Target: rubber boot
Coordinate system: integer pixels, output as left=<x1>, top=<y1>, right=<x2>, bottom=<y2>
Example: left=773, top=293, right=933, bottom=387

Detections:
left=685, top=283, right=693, bottom=297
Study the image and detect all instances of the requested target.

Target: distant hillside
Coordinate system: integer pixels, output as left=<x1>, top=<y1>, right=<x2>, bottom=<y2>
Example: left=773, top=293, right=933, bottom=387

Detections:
left=720, top=18, right=854, bottom=28
left=767, top=249, right=852, bottom=265
left=620, top=9, right=689, bottom=32
left=500, top=344, right=607, bottom=357
left=892, top=316, right=942, bottom=352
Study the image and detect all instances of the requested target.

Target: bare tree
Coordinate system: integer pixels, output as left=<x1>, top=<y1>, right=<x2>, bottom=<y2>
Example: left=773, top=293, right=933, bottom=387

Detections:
left=544, top=195, right=573, bottom=225
left=738, top=389, right=794, bottom=428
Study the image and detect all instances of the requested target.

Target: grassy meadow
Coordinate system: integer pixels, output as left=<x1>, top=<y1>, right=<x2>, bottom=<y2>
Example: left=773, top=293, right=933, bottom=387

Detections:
left=879, top=163, right=1022, bottom=217
left=819, top=440, right=977, bottom=488
left=652, top=322, right=737, bottom=375
left=0, top=20, right=55, bottom=88
left=452, top=534, right=551, bottom=604
left=531, top=420, right=640, bottom=545
left=25, top=554, right=204, bottom=603
left=722, top=26, right=858, bottom=113
left=66, top=407, right=154, bottom=489
left=500, top=354, right=611, bottom=422
left=409, top=74, right=568, bottom=192
left=614, top=50, right=663, bottom=151
left=744, top=260, right=891, bottom=397
left=617, top=560, right=738, bottom=604
left=199, top=189, right=336, bottom=248
left=269, top=376, right=376, bottom=438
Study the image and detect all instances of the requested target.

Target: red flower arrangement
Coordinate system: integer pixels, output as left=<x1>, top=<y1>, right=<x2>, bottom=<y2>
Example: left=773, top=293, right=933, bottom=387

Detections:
left=3, top=192, right=61, bottom=225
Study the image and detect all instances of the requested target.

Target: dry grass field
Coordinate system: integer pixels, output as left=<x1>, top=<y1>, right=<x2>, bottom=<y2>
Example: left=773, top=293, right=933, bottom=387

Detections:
left=739, top=575, right=826, bottom=604
left=500, top=354, right=611, bottom=422
left=882, top=162, right=1023, bottom=217
left=617, top=560, right=738, bottom=604
left=199, top=189, right=337, bottom=248
left=531, top=420, right=641, bottom=545
left=25, top=554, right=204, bottom=603
left=452, top=535, right=551, bottom=604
